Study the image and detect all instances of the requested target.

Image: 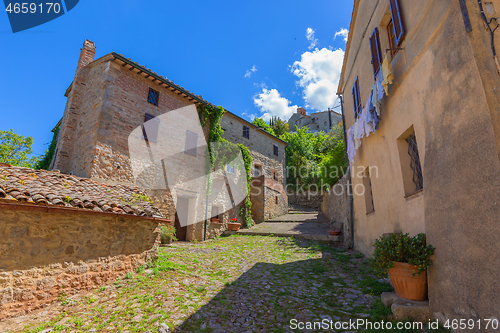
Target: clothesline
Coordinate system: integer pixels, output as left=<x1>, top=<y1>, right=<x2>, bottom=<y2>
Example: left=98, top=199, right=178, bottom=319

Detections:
left=347, top=54, right=393, bottom=164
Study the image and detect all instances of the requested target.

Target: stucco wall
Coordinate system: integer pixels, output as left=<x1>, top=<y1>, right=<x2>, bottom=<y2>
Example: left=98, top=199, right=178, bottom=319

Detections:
left=0, top=209, right=159, bottom=318
left=341, top=0, right=500, bottom=327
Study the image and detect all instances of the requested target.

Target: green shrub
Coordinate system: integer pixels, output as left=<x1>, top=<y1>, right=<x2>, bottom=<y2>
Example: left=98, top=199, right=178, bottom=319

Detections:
left=371, top=233, right=435, bottom=277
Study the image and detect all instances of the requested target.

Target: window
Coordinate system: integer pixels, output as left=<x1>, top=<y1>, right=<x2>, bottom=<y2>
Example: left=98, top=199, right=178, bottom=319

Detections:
left=254, top=165, right=261, bottom=177
left=352, top=77, right=362, bottom=119
left=275, top=196, right=278, bottom=204
left=397, top=126, right=423, bottom=196
left=226, top=164, right=235, bottom=174
left=184, top=130, right=198, bottom=156
left=369, top=28, right=383, bottom=77
left=312, top=118, right=316, bottom=123
left=211, top=206, right=220, bottom=221
left=363, top=167, right=375, bottom=214
left=142, top=113, right=159, bottom=143
left=406, top=134, right=423, bottom=192
left=387, top=20, right=397, bottom=58
left=389, top=0, right=405, bottom=46
left=243, top=125, right=250, bottom=139
left=147, top=88, right=159, bottom=106
left=273, top=144, right=279, bottom=156
left=273, top=172, right=278, bottom=181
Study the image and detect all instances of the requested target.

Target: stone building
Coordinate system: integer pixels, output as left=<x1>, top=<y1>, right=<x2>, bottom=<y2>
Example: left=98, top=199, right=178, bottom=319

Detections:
left=288, top=107, right=342, bottom=132
left=0, top=165, right=166, bottom=318
left=50, top=40, right=287, bottom=240
left=337, top=0, right=500, bottom=326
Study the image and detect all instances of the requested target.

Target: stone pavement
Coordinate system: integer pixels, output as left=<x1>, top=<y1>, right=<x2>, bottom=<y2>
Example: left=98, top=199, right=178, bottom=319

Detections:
left=229, top=209, right=337, bottom=242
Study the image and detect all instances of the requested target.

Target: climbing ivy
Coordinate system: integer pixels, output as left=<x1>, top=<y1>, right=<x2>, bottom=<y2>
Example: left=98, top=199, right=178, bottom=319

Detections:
left=35, top=126, right=59, bottom=170
left=197, top=104, right=254, bottom=227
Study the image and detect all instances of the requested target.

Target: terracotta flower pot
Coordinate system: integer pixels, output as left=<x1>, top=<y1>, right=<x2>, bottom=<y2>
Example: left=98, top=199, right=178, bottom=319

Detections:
left=227, top=222, right=241, bottom=231
left=328, top=230, right=340, bottom=236
left=388, top=262, right=428, bottom=301
left=211, top=218, right=220, bottom=223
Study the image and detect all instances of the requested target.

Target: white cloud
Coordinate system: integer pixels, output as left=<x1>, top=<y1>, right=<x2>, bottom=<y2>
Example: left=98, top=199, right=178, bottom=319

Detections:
left=291, top=47, right=344, bottom=111
left=253, top=88, right=298, bottom=121
left=242, top=111, right=257, bottom=121
left=334, top=28, right=349, bottom=43
left=244, top=65, right=258, bottom=78
left=306, top=27, right=318, bottom=50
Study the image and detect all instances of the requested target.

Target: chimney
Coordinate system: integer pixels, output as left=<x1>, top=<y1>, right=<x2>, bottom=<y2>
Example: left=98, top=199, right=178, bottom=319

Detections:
left=297, top=107, right=307, bottom=116
left=77, top=39, right=96, bottom=70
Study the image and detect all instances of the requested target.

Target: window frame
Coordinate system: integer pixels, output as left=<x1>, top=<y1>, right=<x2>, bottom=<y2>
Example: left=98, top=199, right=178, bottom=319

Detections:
left=387, top=20, right=397, bottom=58
left=142, top=113, right=159, bottom=143
left=369, top=27, right=383, bottom=78
left=242, top=125, right=250, bottom=139
left=389, top=0, right=405, bottom=46
left=273, top=144, right=279, bottom=156
left=352, top=77, right=362, bottom=119
left=147, top=88, right=159, bottom=107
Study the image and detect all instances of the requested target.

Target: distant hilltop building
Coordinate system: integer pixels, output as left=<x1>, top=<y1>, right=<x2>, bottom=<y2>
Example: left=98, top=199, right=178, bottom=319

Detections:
left=288, top=107, right=342, bottom=133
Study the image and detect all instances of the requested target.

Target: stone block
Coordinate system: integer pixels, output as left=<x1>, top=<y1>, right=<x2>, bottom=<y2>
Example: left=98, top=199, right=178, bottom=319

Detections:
left=391, top=303, right=431, bottom=322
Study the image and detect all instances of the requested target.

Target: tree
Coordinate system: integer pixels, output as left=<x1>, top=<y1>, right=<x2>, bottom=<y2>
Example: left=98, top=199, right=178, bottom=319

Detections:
left=270, top=117, right=289, bottom=136
left=251, top=117, right=275, bottom=135
left=279, top=123, right=347, bottom=191
left=0, top=129, right=39, bottom=168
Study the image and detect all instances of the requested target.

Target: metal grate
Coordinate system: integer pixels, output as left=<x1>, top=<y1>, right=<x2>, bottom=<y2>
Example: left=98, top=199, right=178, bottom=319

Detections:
left=406, top=134, right=423, bottom=192
left=147, top=88, right=159, bottom=106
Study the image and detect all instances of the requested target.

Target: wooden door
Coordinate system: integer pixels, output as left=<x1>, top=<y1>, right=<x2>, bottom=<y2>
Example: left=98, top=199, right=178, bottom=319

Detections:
left=174, top=197, right=189, bottom=241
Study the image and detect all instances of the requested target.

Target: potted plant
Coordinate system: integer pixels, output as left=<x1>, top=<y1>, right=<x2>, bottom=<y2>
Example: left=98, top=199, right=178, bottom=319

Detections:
left=160, top=225, right=177, bottom=245
left=227, top=218, right=241, bottom=231
left=371, top=233, right=435, bottom=301
left=211, top=217, right=220, bottom=223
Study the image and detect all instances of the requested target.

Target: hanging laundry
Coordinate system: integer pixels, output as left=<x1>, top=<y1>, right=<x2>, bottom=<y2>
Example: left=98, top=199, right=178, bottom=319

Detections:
left=381, top=55, right=393, bottom=95
left=374, top=70, right=384, bottom=116
left=346, top=127, right=356, bottom=164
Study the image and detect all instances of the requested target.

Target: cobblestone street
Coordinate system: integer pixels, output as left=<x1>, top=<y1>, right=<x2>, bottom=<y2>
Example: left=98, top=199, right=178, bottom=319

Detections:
left=1, top=235, right=413, bottom=332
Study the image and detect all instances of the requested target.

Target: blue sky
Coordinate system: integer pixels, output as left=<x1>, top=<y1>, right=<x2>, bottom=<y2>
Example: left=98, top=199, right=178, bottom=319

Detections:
left=0, top=0, right=352, bottom=158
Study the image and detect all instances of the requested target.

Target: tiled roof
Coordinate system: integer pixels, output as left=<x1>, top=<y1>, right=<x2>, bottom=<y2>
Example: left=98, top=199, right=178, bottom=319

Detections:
left=0, top=165, right=162, bottom=218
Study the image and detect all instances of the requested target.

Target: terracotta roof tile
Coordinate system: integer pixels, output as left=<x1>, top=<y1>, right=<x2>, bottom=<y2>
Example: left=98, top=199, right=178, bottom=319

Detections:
left=0, top=165, right=163, bottom=218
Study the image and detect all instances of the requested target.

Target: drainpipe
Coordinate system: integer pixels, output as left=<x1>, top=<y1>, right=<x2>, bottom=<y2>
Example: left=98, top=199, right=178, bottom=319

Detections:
left=328, top=108, right=333, bottom=130
left=337, top=93, right=354, bottom=249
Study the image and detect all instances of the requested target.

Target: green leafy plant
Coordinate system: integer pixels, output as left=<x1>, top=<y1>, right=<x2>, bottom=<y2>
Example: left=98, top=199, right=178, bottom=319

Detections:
left=124, top=272, right=133, bottom=280
left=0, top=129, right=39, bottom=168
left=35, top=125, right=59, bottom=170
left=371, top=233, right=435, bottom=277
left=197, top=104, right=254, bottom=227
left=160, top=225, right=177, bottom=244
left=63, top=196, right=71, bottom=204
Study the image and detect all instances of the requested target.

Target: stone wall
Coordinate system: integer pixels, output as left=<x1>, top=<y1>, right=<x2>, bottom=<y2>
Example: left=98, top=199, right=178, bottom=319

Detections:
left=0, top=208, right=160, bottom=318
left=320, top=174, right=351, bottom=249
left=288, top=192, right=323, bottom=209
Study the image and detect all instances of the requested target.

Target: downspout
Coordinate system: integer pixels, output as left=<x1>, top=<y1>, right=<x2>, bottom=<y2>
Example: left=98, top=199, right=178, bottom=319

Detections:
left=328, top=108, right=332, bottom=130
left=337, top=93, right=354, bottom=249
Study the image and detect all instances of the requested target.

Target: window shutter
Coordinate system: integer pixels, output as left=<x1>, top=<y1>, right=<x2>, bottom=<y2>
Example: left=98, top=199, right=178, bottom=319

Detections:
left=352, top=77, right=361, bottom=119
left=389, top=0, right=405, bottom=45
left=273, top=145, right=279, bottom=156
left=369, top=28, right=382, bottom=77
left=143, top=113, right=159, bottom=143
left=185, top=130, right=198, bottom=156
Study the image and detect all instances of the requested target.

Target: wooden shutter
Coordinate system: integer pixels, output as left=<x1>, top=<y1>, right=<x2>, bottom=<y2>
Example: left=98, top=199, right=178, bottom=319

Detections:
left=389, top=0, right=405, bottom=45
left=185, top=130, right=198, bottom=156
left=352, top=77, right=361, bottom=119
left=273, top=145, right=279, bottom=156
left=370, top=28, right=382, bottom=77
left=143, top=113, right=159, bottom=142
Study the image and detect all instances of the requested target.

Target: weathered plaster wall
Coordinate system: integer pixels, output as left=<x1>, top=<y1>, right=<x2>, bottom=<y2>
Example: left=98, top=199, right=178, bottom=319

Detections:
left=0, top=210, right=159, bottom=318
left=342, top=0, right=500, bottom=327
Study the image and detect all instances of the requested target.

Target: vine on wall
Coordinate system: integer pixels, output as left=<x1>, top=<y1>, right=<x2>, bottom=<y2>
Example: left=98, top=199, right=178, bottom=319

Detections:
left=197, top=104, right=254, bottom=227
left=35, top=126, right=59, bottom=170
